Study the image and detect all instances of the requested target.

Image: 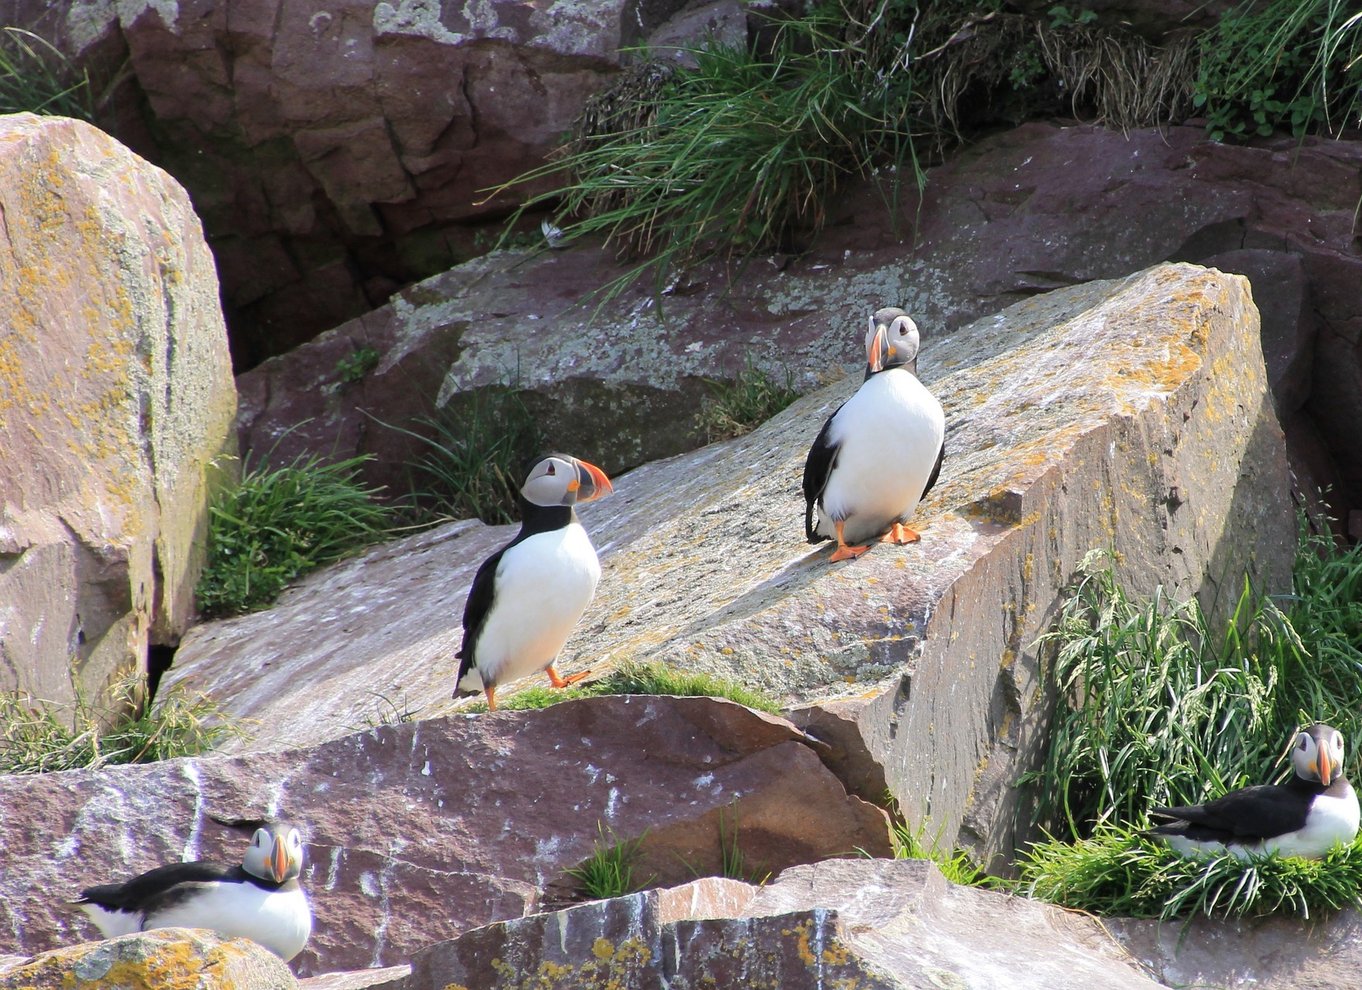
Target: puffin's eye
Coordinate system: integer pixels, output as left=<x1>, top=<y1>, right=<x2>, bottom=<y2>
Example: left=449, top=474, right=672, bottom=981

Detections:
left=1299, top=733, right=1311, bottom=751
left=545, top=463, right=555, bottom=476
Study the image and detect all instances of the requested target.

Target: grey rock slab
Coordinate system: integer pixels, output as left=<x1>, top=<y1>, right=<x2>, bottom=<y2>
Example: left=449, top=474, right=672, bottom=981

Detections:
left=170, top=264, right=1295, bottom=871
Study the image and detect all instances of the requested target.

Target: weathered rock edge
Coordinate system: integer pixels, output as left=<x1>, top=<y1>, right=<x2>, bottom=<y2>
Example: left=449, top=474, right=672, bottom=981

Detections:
left=403, top=858, right=1163, bottom=990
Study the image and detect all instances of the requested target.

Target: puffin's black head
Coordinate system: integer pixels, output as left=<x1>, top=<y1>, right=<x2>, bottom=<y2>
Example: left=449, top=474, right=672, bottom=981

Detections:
left=865, top=307, right=921, bottom=376
left=520, top=453, right=613, bottom=508
left=242, top=824, right=305, bottom=883
left=1292, top=723, right=1346, bottom=786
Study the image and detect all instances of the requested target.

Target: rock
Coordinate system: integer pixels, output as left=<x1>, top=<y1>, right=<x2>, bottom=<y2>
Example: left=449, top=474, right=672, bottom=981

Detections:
left=403, top=859, right=1164, bottom=989
left=0, top=114, right=237, bottom=712
left=298, top=967, right=409, bottom=990
left=173, top=263, right=1294, bottom=870
left=6, top=0, right=772, bottom=365
left=0, top=928, right=296, bottom=990
left=235, top=124, right=1361, bottom=524
left=1109, top=909, right=1362, bottom=989
left=0, top=696, right=888, bottom=978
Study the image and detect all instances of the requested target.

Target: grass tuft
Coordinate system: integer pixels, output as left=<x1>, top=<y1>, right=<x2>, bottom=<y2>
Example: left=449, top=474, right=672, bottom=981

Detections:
left=1021, top=824, right=1362, bottom=920
left=196, top=453, right=393, bottom=617
left=384, top=386, right=542, bottom=526
left=699, top=359, right=801, bottom=442
left=566, top=824, right=652, bottom=900
left=0, top=27, right=92, bottom=119
left=0, top=673, right=241, bottom=774
left=889, top=817, right=994, bottom=887
left=463, top=659, right=782, bottom=714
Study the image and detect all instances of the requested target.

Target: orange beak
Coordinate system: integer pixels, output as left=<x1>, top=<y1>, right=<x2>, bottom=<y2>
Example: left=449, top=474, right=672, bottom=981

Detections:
left=867, top=326, right=889, bottom=374
left=573, top=459, right=614, bottom=504
left=1318, top=752, right=1334, bottom=787
left=270, top=835, right=291, bottom=882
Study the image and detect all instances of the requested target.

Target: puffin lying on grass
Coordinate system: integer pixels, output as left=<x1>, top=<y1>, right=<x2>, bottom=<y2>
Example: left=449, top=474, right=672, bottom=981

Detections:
left=457, top=452, right=614, bottom=711
left=74, top=823, right=312, bottom=961
left=803, top=307, right=946, bottom=561
left=1148, top=723, right=1360, bottom=859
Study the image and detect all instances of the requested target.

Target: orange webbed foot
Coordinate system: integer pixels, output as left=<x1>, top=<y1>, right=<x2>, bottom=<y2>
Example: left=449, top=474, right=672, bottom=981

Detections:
left=829, top=520, right=871, bottom=562
left=880, top=522, right=922, bottom=544
left=484, top=686, right=498, bottom=711
left=547, top=664, right=591, bottom=689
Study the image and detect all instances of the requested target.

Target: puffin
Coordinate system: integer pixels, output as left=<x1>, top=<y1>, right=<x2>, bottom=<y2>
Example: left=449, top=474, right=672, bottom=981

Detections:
left=1148, top=723, right=1360, bottom=859
left=803, top=307, right=946, bottom=561
left=74, top=823, right=312, bottom=961
left=457, top=452, right=614, bottom=710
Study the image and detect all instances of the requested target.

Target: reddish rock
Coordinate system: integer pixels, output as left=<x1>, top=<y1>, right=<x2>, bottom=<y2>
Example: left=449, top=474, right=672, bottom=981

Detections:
left=0, top=697, right=888, bottom=978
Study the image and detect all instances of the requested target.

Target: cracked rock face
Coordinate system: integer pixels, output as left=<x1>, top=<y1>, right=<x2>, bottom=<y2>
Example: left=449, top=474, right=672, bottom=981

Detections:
left=0, top=696, right=889, bottom=978
left=0, top=114, right=236, bottom=715
left=169, top=263, right=1294, bottom=869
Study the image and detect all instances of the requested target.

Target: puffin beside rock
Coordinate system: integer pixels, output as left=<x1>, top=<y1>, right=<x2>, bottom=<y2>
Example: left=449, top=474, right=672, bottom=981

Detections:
left=457, top=452, right=614, bottom=711
left=1148, top=723, right=1360, bottom=859
left=803, top=307, right=946, bottom=561
left=74, top=823, right=312, bottom=961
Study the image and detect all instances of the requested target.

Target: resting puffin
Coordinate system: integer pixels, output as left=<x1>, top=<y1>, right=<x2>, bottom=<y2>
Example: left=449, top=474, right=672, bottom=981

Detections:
left=74, top=823, right=312, bottom=961
left=803, top=307, right=946, bottom=561
left=457, top=452, right=614, bottom=710
left=1148, top=723, right=1360, bottom=859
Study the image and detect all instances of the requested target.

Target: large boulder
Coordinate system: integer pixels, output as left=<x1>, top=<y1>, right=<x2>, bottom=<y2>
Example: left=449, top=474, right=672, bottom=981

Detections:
left=0, top=113, right=236, bottom=712
left=404, top=859, right=1164, bottom=990
left=0, top=928, right=296, bottom=990
left=9, top=1, right=750, bottom=365
left=168, top=263, right=1293, bottom=868
left=234, top=124, right=1362, bottom=524
left=0, top=696, right=888, bottom=978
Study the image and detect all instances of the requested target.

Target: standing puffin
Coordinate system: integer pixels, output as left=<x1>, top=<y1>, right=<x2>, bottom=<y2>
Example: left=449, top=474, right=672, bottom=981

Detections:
left=457, top=452, right=614, bottom=710
left=803, top=307, right=946, bottom=561
left=74, top=823, right=312, bottom=961
left=1148, top=723, right=1360, bottom=859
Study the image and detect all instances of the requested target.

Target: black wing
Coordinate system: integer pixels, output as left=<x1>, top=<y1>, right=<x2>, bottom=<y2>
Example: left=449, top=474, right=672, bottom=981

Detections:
left=1151, top=783, right=1310, bottom=840
left=919, top=439, right=945, bottom=502
left=457, top=544, right=510, bottom=683
left=78, top=860, right=238, bottom=911
left=801, top=405, right=844, bottom=544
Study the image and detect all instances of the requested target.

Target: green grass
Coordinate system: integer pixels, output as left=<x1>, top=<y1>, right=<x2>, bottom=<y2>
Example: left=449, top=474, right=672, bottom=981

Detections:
left=717, top=802, right=771, bottom=884
left=489, top=6, right=920, bottom=306
left=464, top=659, right=783, bottom=714
left=334, top=346, right=380, bottom=384
left=384, top=386, right=542, bottom=526
left=0, top=673, right=242, bottom=774
left=1194, top=0, right=1362, bottom=141
left=196, top=453, right=393, bottom=617
left=0, top=27, right=93, bottom=119
left=699, top=359, right=801, bottom=442
left=1021, top=824, right=1362, bottom=921
left=566, top=824, right=652, bottom=900
left=889, top=818, right=995, bottom=887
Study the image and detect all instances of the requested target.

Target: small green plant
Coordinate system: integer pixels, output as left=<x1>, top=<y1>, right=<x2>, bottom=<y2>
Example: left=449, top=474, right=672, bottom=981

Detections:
left=462, top=659, right=783, bottom=714
left=0, top=27, right=93, bottom=119
left=1022, top=824, right=1362, bottom=920
left=0, top=673, right=242, bottom=774
left=717, top=802, right=771, bottom=884
left=566, top=824, right=653, bottom=900
left=1194, top=0, right=1362, bottom=141
left=334, top=346, right=380, bottom=384
left=699, top=359, right=801, bottom=442
left=888, top=818, right=994, bottom=887
left=386, top=386, right=542, bottom=526
left=197, top=453, right=393, bottom=617
left=349, top=691, right=422, bottom=731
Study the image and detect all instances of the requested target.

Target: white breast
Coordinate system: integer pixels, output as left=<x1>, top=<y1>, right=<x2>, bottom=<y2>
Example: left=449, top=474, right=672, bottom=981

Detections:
left=817, top=369, right=945, bottom=545
left=462, top=523, right=601, bottom=690
left=144, top=881, right=313, bottom=961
